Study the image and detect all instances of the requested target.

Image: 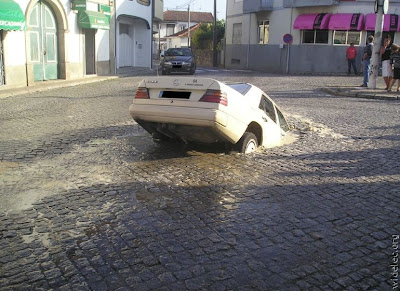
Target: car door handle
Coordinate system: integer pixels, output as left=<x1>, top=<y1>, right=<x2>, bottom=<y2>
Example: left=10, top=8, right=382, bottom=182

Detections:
left=262, top=116, right=268, bottom=122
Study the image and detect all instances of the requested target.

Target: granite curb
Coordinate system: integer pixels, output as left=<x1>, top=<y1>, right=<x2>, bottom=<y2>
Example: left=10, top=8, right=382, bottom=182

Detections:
left=0, top=67, right=157, bottom=99
left=322, top=86, right=400, bottom=100
left=0, top=76, right=119, bottom=99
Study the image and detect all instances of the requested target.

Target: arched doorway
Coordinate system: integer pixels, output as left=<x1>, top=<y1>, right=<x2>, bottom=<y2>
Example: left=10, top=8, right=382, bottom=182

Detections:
left=28, top=1, right=58, bottom=81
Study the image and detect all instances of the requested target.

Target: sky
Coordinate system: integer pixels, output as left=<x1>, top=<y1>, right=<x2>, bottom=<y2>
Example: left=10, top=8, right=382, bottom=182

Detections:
left=163, top=0, right=227, bottom=20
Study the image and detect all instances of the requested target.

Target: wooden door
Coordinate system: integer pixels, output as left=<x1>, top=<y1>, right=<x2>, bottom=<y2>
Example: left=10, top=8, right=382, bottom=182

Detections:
left=29, top=1, right=58, bottom=81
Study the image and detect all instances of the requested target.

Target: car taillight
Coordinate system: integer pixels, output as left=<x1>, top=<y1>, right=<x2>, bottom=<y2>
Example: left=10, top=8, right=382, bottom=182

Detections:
left=199, top=90, right=228, bottom=106
left=135, top=87, right=149, bottom=99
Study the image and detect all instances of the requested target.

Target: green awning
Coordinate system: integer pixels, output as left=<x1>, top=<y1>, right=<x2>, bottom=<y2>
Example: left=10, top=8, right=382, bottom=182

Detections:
left=78, top=10, right=110, bottom=30
left=0, top=0, right=26, bottom=30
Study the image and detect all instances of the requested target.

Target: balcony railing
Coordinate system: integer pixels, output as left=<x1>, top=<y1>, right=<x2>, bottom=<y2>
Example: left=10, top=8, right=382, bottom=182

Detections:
left=243, top=0, right=273, bottom=13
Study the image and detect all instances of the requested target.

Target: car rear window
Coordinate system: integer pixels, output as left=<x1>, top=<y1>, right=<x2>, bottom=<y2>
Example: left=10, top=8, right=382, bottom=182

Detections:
left=165, top=48, right=192, bottom=56
left=226, top=83, right=251, bottom=95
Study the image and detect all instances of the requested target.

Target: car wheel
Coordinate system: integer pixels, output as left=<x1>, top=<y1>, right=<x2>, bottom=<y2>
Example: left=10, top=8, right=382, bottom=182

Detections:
left=235, top=132, right=258, bottom=154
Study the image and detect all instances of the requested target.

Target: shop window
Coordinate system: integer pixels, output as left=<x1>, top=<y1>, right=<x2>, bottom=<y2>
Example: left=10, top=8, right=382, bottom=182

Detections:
left=367, top=31, right=395, bottom=45
left=333, top=30, right=361, bottom=45
left=258, top=20, right=269, bottom=44
left=302, top=30, right=328, bottom=44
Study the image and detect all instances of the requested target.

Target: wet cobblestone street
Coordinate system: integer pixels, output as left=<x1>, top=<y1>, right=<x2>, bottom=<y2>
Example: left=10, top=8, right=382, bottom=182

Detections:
left=0, top=71, right=399, bottom=290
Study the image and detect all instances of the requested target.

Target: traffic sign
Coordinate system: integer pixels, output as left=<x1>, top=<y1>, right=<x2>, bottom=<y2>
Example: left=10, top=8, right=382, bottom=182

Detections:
left=283, top=34, right=293, bottom=44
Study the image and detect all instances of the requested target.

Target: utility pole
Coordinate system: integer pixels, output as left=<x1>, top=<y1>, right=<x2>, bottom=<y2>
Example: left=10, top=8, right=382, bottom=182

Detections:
left=158, top=23, right=161, bottom=56
left=213, top=0, right=217, bottom=67
left=188, top=5, right=190, bottom=47
left=369, top=0, right=388, bottom=89
left=176, top=0, right=195, bottom=47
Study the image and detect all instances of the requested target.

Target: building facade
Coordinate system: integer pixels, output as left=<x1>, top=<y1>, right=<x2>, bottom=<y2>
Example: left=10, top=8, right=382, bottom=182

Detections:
left=165, top=23, right=202, bottom=49
left=115, top=0, right=153, bottom=69
left=157, top=10, right=214, bottom=50
left=225, top=0, right=400, bottom=74
left=0, top=0, right=112, bottom=88
left=0, top=0, right=161, bottom=90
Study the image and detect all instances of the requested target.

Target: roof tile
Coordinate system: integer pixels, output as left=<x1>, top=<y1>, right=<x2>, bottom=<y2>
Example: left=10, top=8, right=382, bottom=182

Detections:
left=163, top=10, right=214, bottom=23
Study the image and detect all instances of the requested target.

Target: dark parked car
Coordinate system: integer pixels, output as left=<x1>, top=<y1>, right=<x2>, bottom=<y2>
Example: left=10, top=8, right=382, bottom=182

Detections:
left=160, top=48, right=196, bottom=75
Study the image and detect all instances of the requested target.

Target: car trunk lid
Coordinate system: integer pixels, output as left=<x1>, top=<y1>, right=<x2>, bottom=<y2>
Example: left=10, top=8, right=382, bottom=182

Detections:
left=142, top=77, right=220, bottom=102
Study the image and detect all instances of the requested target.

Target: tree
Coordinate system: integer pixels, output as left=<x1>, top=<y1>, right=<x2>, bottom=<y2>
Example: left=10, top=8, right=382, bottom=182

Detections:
left=192, top=20, right=225, bottom=50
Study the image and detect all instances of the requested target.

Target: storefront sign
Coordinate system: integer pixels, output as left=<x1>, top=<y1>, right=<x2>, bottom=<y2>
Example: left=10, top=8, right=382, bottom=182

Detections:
left=98, top=4, right=111, bottom=21
left=71, top=0, right=86, bottom=11
left=313, top=13, right=326, bottom=29
left=389, top=14, right=398, bottom=31
left=350, top=13, right=361, bottom=30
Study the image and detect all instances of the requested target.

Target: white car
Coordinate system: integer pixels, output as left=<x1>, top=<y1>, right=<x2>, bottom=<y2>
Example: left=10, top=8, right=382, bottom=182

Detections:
left=129, top=77, right=289, bottom=153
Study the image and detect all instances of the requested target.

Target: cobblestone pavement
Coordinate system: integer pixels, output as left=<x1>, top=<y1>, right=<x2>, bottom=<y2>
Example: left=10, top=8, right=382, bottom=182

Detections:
left=0, top=71, right=399, bottom=290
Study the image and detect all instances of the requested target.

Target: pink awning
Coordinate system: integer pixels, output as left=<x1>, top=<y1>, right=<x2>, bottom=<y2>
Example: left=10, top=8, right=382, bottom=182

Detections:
left=293, top=13, right=331, bottom=30
left=365, top=13, right=399, bottom=31
left=328, top=13, right=364, bottom=31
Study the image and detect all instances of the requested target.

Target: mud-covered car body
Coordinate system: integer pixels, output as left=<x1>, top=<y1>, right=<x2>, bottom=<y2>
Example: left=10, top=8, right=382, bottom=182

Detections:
left=129, top=77, right=288, bottom=153
left=160, top=48, right=196, bottom=75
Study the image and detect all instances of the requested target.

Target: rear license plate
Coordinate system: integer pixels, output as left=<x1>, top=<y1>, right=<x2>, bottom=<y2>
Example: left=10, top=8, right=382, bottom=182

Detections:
left=159, top=91, right=191, bottom=99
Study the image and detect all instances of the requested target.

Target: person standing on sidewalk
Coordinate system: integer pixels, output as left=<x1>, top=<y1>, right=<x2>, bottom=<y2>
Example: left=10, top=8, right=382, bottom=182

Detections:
left=388, top=44, right=400, bottom=92
left=362, top=35, right=374, bottom=87
left=380, top=35, right=393, bottom=90
left=346, top=43, right=358, bottom=75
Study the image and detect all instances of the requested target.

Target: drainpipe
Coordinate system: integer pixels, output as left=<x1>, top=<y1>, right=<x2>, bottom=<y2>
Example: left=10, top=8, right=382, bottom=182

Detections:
left=286, top=7, right=293, bottom=74
left=151, top=1, right=154, bottom=69
left=114, top=0, right=117, bottom=74
left=246, top=13, right=251, bottom=70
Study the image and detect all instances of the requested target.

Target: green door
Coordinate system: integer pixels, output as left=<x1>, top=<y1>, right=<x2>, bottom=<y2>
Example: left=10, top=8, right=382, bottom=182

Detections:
left=28, top=1, right=58, bottom=81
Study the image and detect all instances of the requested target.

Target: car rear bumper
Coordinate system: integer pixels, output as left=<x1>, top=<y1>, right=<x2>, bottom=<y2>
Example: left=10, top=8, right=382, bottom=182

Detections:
left=129, top=104, right=242, bottom=143
left=162, top=67, right=193, bottom=74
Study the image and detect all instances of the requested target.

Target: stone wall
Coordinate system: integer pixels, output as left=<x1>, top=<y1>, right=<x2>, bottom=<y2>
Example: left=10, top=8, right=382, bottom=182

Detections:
left=193, top=49, right=222, bottom=67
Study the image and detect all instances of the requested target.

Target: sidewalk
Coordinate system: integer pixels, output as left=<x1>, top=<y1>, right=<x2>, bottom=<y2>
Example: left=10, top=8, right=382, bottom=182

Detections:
left=0, top=67, right=156, bottom=99
left=322, top=85, right=400, bottom=100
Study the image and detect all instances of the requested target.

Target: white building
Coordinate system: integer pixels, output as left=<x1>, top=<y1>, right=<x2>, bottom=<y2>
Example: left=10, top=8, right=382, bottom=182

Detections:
left=0, top=0, right=112, bottom=88
left=158, top=10, right=214, bottom=50
left=115, top=0, right=153, bottom=68
left=225, top=0, right=400, bottom=74
left=0, top=0, right=163, bottom=90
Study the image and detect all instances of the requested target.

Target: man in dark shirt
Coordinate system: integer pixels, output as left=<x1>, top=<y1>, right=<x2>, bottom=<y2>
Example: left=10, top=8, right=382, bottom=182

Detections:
left=362, top=35, right=374, bottom=87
